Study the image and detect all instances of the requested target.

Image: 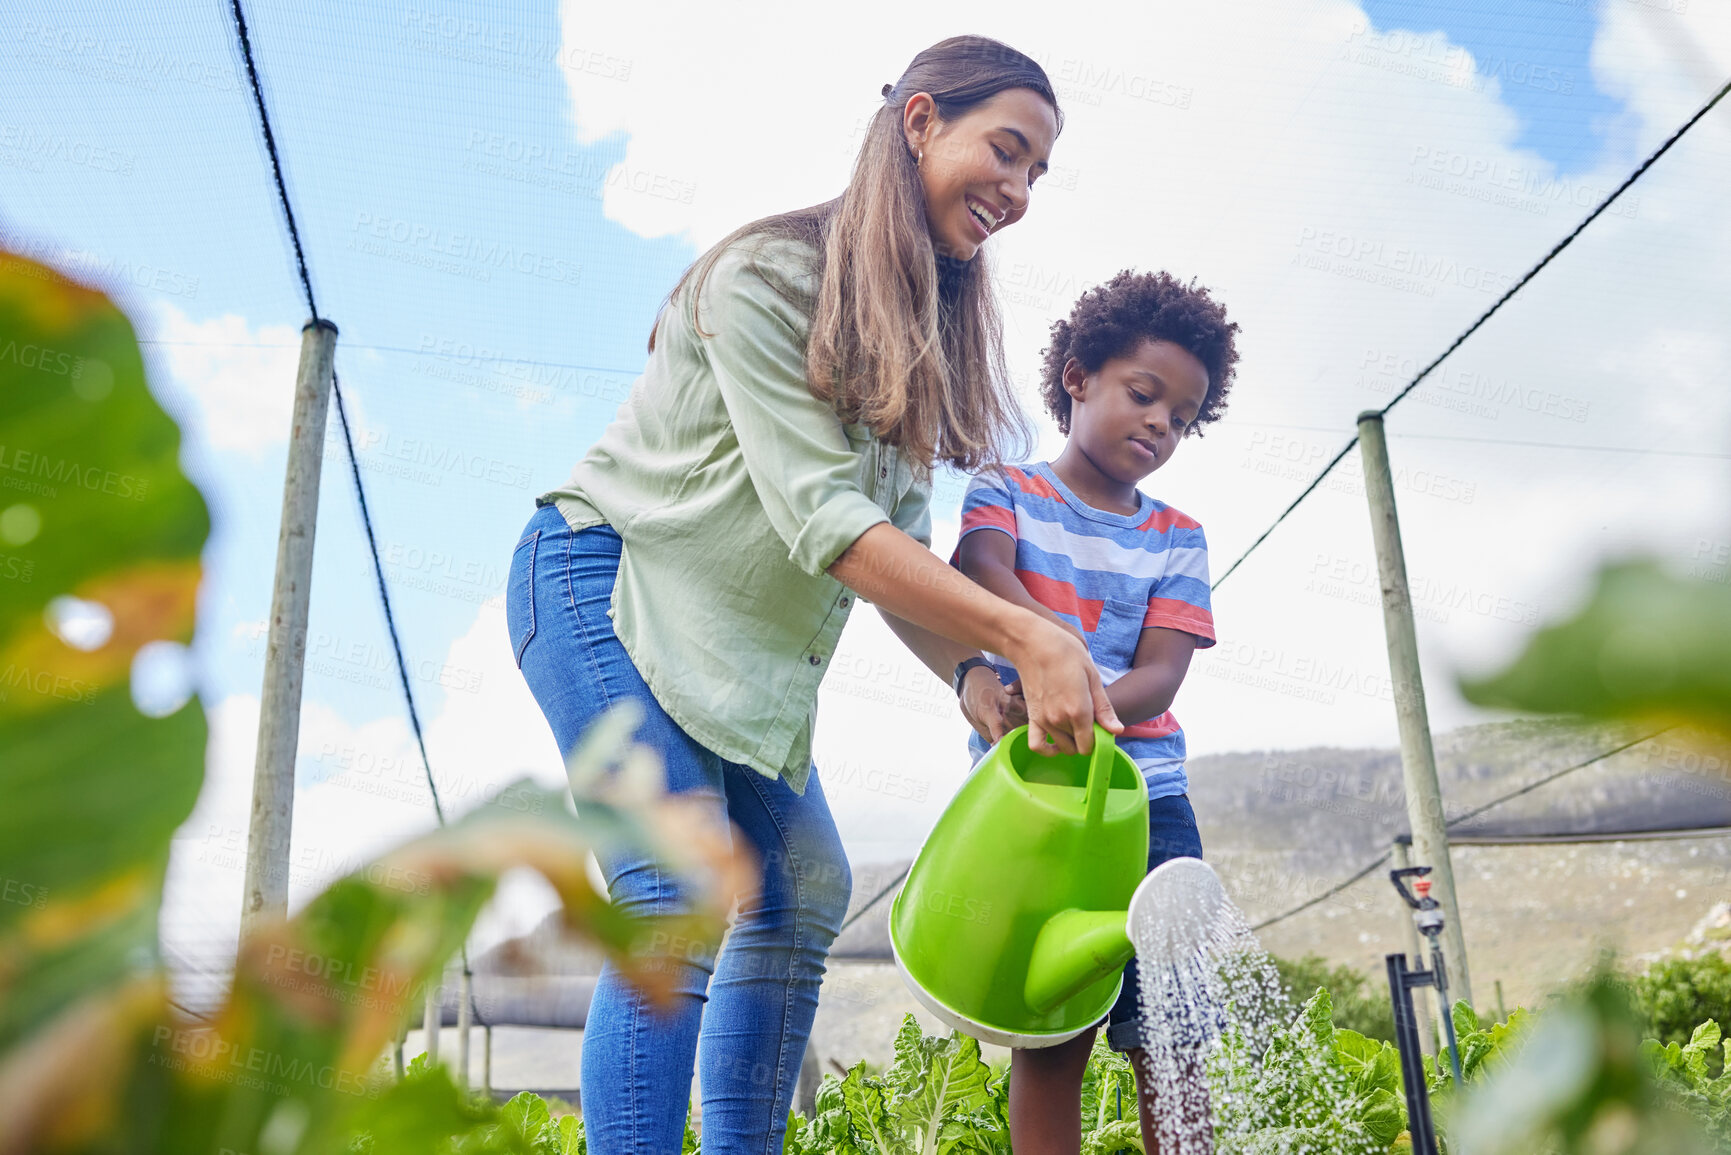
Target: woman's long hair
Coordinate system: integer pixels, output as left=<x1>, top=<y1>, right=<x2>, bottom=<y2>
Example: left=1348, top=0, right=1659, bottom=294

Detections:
left=649, top=36, right=1059, bottom=473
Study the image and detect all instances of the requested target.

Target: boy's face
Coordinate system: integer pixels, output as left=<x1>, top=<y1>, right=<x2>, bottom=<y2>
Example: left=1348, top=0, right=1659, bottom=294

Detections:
left=1064, top=339, right=1210, bottom=486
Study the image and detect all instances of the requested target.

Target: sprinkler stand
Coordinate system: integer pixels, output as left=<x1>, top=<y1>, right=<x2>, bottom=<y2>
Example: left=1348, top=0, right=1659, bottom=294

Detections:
left=1385, top=951, right=1440, bottom=1155
left=1386, top=865, right=1467, bottom=1155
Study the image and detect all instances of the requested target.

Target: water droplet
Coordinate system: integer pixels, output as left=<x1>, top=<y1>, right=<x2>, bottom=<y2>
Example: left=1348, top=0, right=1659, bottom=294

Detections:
left=1128, top=860, right=1391, bottom=1153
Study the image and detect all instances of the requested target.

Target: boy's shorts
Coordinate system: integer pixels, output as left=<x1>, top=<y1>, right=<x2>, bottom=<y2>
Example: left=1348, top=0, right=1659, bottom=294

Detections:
left=1102, top=793, right=1214, bottom=1053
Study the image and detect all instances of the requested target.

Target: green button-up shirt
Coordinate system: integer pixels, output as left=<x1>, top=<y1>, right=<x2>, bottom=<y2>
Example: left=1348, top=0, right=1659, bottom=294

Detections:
left=540, top=234, right=933, bottom=791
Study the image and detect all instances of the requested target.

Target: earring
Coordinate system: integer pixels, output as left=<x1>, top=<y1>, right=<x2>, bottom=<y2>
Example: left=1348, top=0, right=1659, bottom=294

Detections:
left=916, top=149, right=923, bottom=167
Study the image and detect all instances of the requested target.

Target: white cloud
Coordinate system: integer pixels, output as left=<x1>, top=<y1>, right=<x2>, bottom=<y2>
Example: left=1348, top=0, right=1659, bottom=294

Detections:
left=149, top=304, right=301, bottom=455
left=556, top=3, right=914, bottom=243
left=1594, top=1, right=1731, bottom=144
left=422, top=598, right=570, bottom=802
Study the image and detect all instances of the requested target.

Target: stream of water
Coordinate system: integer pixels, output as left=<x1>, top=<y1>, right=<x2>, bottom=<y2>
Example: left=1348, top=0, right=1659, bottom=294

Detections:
left=1129, top=873, right=1393, bottom=1155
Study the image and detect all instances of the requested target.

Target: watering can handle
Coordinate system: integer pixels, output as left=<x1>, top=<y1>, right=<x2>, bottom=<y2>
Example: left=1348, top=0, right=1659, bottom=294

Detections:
left=1084, top=724, right=1117, bottom=828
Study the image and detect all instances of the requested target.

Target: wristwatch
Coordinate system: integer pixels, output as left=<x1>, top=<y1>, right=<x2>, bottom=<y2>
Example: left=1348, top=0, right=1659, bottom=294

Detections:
left=952, top=656, right=996, bottom=697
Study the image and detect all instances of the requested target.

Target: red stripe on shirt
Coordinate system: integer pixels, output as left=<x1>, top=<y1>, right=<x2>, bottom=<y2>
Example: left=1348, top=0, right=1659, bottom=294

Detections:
left=959, top=505, right=1017, bottom=537
left=1015, top=569, right=1103, bottom=632
left=1144, top=597, right=1216, bottom=641
left=1123, top=711, right=1182, bottom=739
left=1008, top=468, right=1065, bottom=503
left=1138, top=505, right=1202, bottom=533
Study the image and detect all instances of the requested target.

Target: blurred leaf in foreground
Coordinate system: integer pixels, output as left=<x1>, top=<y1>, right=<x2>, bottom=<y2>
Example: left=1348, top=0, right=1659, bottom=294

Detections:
left=0, top=252, right=755, bottom=1155
left=1445, top=974, right=1720, bottom=1155
left=0, top=249, right=209, bottom=1151
left=1460, top=560, right=1731, bottom=739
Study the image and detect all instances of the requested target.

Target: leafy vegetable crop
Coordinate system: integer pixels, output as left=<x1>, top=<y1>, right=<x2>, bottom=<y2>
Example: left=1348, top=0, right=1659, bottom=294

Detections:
left=1637, top=952, right=1731, bottom=1066
left=788, top=1014, right=1010, bottom=1154
left=1642, top=1019, right=1731, bottom=1148
left=334, top=993, right=1731, bottom=1154
left=1210, top=988, right=1406, bottom=1154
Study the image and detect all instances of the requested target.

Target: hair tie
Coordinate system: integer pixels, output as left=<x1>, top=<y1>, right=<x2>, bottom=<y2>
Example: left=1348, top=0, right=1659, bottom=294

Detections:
left=881, top=82, right=894, bottom=98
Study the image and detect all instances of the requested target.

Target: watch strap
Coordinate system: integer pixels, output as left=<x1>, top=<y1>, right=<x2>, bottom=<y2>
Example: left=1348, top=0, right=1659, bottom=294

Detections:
left=952, top=656, right=995, bottom=697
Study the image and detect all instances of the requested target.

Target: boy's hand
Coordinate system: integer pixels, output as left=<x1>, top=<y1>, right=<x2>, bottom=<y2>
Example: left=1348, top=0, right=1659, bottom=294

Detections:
left=959, top=665, right=1014, bottom=745
left=1002, top=679, right=1029, bottom=730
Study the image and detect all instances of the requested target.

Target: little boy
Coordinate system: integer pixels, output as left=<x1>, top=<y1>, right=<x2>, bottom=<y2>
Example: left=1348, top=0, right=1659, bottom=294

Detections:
left=952, top=270, right=1239, bottom=1154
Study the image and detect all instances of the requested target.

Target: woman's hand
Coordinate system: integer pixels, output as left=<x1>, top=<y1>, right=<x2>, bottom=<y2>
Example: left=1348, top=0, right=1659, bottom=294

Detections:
left=959, top=665, right=1013, bottom=745
left=827, top=525, right=1118, bottom=753
left=1006, top=618, right=1121, bottom=756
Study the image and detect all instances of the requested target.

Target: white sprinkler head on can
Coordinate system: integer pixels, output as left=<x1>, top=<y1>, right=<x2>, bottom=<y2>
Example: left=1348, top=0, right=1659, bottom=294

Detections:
left=1125, top=857, right=1231, bottom=968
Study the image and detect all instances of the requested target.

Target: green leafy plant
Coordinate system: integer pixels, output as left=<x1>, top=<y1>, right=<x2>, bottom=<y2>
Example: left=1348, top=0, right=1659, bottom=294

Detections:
left=1452, top=527, right=1731, bottom=1150
left=1444, top=975, right=1724, bottom=1154
left=0, top=249, right=211, bottom=1150
left=1636, top=953, right=1731, bottom=1069
left=1460, top=560, right=1731, bottom=736
left=1210, top=988, right=1406, bottom=1154
left=1273, top=954, right=1398, bottom=1044
left=1642, top=1019, right=1731, bottom=1147
left=784, top=1019, right=1150, bottom=1155
left=1079, top=1033, right=1144, bottom=1155
left=354, top=1000, right=1731, bottom=1154
left=341, top=1062, right=588, bottom=1154
left=1423, top=1002, right=1533, bottom=1100
left=0, top=251, right=748, bottom=1154
left=797, top=1014, right=1008, bottom=1154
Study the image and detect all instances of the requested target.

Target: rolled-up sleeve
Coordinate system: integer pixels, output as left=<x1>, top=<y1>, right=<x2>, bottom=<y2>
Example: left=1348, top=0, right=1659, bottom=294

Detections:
left=892, top=475, right=933, bottom=549
left=699, top=244, right=889, bottom=577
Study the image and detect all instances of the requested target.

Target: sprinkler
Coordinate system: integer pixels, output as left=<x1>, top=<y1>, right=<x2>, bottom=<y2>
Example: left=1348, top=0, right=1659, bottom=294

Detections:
left=1384, top=865, right=1465, bottom=1155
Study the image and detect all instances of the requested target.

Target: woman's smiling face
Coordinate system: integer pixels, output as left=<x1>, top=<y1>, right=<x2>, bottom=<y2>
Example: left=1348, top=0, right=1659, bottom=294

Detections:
left=904, top=87, right=1058, bottom=261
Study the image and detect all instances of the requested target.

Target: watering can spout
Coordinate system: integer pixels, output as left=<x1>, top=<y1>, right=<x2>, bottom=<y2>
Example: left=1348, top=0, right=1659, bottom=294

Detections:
left=1023, top=909, right=1134, bottom=1015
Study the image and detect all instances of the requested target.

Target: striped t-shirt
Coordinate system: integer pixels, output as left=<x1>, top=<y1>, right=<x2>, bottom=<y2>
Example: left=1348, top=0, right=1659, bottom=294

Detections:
left=953, top=461, right=1216, bottom=799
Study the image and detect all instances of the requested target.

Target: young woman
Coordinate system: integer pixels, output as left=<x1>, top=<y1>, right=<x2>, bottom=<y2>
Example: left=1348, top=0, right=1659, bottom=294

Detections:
left=508, top=35, right=1118, bottom=1151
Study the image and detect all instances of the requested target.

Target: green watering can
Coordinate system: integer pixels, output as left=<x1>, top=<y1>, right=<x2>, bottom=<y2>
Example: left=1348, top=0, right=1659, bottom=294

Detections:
left=889, top=724, right=1149, bottom=1049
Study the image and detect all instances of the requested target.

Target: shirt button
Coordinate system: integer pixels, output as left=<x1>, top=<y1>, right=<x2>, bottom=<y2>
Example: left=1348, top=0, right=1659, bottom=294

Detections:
left=808, top=654, right=823, bottom=666
left=879, top=466, right=889, bottom=478
left=838, top=596, right=850, bottom=608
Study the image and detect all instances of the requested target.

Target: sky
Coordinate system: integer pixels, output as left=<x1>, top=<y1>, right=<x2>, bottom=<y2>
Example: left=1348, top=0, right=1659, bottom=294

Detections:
left=3, top=0, right=1729, bottom=990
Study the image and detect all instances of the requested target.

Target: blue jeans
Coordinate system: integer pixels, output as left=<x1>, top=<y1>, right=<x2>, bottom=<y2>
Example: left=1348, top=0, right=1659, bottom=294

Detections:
left=1104, top=793, right=1205, bottom=1051
left=507, top=504, right=852, bottom=1153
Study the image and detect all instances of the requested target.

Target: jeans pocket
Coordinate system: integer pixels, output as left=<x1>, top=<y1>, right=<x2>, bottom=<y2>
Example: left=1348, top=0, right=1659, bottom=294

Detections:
left=507, top=529, right=539, bottom=667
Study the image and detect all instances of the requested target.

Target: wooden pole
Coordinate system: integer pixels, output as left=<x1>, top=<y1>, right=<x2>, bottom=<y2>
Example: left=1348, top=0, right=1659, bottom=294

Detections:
left=457, top=970, right=472, bottom=1090
left=424, top=979, right=441, bottom=1065
left=1357, top=412, right=1472, bottom=1009
left=241, top=319, right=337, bottom=937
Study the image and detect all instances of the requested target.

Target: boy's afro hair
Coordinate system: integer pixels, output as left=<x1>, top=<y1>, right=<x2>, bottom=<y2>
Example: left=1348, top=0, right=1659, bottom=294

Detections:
left=1039, top=270, right=1239, bottom=435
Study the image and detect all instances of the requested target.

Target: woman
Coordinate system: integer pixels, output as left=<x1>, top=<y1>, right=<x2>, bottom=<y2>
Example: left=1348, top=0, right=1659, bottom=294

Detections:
left=508, top=35, right=1119, bottom=1151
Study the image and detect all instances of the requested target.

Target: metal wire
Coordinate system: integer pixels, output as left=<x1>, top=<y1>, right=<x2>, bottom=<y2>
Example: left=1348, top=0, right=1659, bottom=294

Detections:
left=226, top=0, right=482, bottom=1033
left=1213, top=75, right=1731, bottom=592
left=1251, top=728, right=1674, bottom=931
